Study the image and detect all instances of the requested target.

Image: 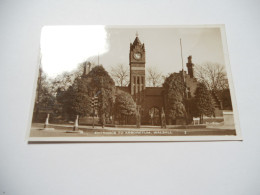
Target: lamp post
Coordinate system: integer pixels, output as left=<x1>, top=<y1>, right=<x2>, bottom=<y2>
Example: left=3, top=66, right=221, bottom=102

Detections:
left=44, top=113, right=49, bottom=129
left=73, top=115, right=79, bottom=131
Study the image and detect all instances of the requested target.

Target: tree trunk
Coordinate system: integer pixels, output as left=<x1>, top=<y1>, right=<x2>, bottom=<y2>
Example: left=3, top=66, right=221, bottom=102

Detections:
left=200, top=115, right=203, bottom=124
left=112, top=114, right=115, bottom=125
left=101, top=113, right=105, bottom=128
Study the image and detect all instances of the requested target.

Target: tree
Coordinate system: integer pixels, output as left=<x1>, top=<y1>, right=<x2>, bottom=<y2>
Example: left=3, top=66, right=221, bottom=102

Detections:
left=163, top=73, right=186, bottom=124
left=221, top=88, right=232, bottom=110
left=194, top=82, right=215, bottom=123
left=114, top=90, right=136, bottom=124
left=161, top=107, right=166, bottom=128
left=86, top=65, right=116, bottom=127
left=35, top=68, right=55, bottom=106
left=195, top=63, right=229, bottom=91
left=195, top=63, right=233, bottom=111
left=51, top=61, right=93, bottom=121
left=56, top=86, right=74, bottom=121
left=109, top=64, right=129, bottom=87
left=33, top=67, right=55, bottom=122
left=70, top=77, right=92, bottom=117
left=56, top=77, right=91, bottom=121
left=50, top=62, right=86, bottom=95
left=51, top=72, right=75, bottom=95
left=146, top=66, right=163, bottom=87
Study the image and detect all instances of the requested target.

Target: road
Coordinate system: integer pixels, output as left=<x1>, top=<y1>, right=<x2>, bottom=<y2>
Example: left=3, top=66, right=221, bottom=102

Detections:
left=30, top=123, right=236, bottom=137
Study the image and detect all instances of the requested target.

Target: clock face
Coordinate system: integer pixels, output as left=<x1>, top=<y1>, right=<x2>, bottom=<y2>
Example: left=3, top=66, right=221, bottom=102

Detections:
left=134, top=52, right=142, bottom=60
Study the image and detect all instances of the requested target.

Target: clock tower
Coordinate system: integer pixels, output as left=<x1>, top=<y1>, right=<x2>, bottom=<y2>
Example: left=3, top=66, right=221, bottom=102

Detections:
left=129, top=33, right=146, bottom=103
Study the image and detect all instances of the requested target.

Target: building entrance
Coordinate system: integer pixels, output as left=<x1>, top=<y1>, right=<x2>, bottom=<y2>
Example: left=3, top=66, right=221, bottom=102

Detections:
left=149, top=107, right=160, bottom=126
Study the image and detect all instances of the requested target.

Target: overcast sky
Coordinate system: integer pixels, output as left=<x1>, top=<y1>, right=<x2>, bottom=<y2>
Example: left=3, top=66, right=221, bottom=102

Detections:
left=41, top=26, right=226, bottom=77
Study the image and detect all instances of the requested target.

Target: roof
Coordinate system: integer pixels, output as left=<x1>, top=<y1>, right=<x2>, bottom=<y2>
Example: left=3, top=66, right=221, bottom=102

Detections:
left=130, top=36, right=145, bottom=51
left=133, top=36, right=141, bottom=45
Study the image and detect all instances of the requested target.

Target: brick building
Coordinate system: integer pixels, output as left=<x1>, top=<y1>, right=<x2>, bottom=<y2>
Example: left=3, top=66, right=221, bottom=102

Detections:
left=116, top=34, right=223, bottom=125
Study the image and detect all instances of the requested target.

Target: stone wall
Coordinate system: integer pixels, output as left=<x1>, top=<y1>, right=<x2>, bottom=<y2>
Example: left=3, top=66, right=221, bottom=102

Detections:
left=223, top=110, right=235, bottom=126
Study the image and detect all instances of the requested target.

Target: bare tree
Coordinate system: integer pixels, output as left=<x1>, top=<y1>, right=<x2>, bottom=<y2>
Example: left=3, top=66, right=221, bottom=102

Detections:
left=109, top=64, right=129, bottom=87
left=146, top=66, right=163, bottom=87
left=195, top=63, right=229, bottom=90
left=50, top=60, right=94, bottom=95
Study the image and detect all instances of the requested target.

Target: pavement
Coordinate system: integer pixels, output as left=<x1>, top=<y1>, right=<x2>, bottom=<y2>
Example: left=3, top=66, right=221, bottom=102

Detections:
left=30, top=123, right=236, bottom=137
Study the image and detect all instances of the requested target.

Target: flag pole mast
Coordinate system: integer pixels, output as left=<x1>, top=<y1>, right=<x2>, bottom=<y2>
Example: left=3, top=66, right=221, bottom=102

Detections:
left=180, top=39, right=184, bottom=72
left=180, top=38, right=187, bottom=97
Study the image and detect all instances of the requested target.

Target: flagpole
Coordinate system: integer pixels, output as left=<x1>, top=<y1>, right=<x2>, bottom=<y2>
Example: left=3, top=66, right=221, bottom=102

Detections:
left=180, top=38, right=187, bottom=98
left=180, top=39, right=184, bottom=72
left=180, top=39, right=185, bottom=83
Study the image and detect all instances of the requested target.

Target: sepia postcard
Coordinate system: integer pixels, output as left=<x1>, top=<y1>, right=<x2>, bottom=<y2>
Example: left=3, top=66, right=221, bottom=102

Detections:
left=27, top=25, right=242, bottom=142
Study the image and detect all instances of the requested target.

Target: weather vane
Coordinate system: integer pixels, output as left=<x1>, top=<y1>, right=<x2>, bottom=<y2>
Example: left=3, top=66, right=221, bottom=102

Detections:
left=136, top=31, right=139, bottom=37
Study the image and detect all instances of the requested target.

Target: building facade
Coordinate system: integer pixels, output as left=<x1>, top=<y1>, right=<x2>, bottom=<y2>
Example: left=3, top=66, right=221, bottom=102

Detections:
left=117, top=35, right=223, bottom=125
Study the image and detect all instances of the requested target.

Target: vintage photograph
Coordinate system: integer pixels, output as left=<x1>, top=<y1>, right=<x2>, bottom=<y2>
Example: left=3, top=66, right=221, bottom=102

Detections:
left=27, top=25, right=241, bottom=142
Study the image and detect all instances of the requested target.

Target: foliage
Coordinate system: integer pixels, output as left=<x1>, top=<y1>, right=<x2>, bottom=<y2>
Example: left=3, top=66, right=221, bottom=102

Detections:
left=194, top=82, right=215, bottom=122
left=115, top=90, right=136, bottom=118
left=56, top=77, right=92, bottom=119
left=86, top=66, right=116, bottom=125
left=33, top=68, right=56, bottom=121
left=34, top=61, right=96, bottom=122
left=50, top=62, right=85, bottom=95
left=186, top=98, right=200, bottom=118
left=220, top=88, right=232, bottom=110
left=195, top=63, right=229, bottom=90
left=163, top=73, right=186, bottom=122
left=211, top=88, right=232, bottom=110
left=70, top=77, right=92, bottom=117
left=56, top=86, right=74, bottom=120
left=161, top=107, right=166, bottom=128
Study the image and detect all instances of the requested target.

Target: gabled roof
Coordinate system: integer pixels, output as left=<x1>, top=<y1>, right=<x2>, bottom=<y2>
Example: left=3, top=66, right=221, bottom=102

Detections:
left=133, top=36, right=141, bottom=45
left=130, top=36, right=145, bottom=51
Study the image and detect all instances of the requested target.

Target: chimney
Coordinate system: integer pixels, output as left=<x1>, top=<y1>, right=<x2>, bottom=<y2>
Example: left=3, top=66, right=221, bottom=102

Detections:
left=186, top=55, right=194, bottom=78
left=83, top=62, right=87, bottom=76
left=82, top=61, right=91, bottom=77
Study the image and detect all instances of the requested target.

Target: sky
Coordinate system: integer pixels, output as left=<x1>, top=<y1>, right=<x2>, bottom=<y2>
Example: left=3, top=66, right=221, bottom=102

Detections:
left=40, top=25, right=226, bottom=77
